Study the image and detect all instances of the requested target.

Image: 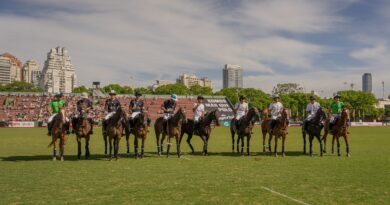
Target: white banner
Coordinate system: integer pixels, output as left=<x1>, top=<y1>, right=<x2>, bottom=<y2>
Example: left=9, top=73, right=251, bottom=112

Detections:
left=351, top=122, right=386, bottom=127
left=9, top=121, right=35, bottom=128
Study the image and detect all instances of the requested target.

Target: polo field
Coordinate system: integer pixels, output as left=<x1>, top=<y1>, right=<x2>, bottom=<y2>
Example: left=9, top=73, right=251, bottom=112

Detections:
left=0, top=126, right=389, bottom=204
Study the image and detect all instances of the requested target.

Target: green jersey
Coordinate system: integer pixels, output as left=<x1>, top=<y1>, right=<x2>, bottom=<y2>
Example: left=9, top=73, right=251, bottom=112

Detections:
left=49, top=100, right=65, bottom=114
left=330, top=101, right=344, bottom=114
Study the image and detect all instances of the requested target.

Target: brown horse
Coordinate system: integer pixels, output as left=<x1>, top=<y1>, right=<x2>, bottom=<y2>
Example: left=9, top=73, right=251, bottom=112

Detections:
left=104, top=107, right=127, bottom=160
left=154, top=107, right=186, bottom=158
left=74, top=108, right=92, bottom=160
left=180, top=109, right=220, bottom=155
left=302, top=108, right=327, bottom=156
left=128, top=112, right=149, bottom=158
left=48, top=110, right=67, bottom=161
left=261, top=108, right=272, bottom=152
left=268, top=108, right=289, bottom=157
left=323, top=108, right=350, bottom=157
left=235, top=108, right=260, bottom=155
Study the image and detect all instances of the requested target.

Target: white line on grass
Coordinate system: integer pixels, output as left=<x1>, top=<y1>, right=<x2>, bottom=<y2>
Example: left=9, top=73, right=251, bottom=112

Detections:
left=261, top=186, right=310, bottom=205
left=181, top=156, right=191, bottom=160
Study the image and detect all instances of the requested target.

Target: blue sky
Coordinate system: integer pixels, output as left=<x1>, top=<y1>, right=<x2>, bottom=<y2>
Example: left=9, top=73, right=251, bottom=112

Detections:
left=0, top=0, right=389, bottom=97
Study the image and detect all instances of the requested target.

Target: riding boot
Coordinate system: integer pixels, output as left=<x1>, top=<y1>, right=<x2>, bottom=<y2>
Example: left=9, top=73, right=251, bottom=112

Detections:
left=147, top=118, right=151, bottom=127
left=71, top=117, right=77, bottom=134
left=236, top=120, right=240, bottom=135
left=102, top=120, right=107, bottom=135
left=47, top=122, right=52, bottom=136
left=163, top=120, right=167, bottom=133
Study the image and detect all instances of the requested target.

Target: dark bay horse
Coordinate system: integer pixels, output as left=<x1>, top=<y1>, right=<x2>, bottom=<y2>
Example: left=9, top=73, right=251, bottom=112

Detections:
left=261, top=108, right=272, bottom=152
left=268, top=108, right=289, bottom=157
left=180, top=109, right=220, bottom=156
left=127, top=112, right=149, bottom=158
left=48, top=110, right=67, bottom=161
left=154, top=107, right=186, bottom=158
left=74, top=108, right=92, bottom=160
left=323, top=108, right=350, bottom=157
left=302, top=108, right=327, bottom=156
left=104, top=107, right=127, bottom=160
left=236, top=108, right=260, bottom=155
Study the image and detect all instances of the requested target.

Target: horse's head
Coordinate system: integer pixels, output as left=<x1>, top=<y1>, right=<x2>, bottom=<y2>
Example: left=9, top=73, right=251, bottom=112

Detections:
left=207, top=109, right=220, bottom=126
left=341, top=108, right=349, bottom=121
left=280, top=108, right=290, bottom=127
left=248, top=107, right=260, bottom=123
left=316, top=107, right=327, bottom=121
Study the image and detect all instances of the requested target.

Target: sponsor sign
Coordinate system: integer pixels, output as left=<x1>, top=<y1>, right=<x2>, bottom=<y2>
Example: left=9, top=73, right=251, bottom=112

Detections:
left=204, top=97, right=234, bottom=126
left=9, top=121, right=35, bottom=128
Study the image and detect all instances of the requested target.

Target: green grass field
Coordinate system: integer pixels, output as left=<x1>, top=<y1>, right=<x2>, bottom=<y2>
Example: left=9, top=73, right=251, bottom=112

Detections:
left=0, top=127, right=389, bottom=205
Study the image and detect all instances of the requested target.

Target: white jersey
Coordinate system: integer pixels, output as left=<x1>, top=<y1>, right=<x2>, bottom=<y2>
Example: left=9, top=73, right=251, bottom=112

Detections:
left=234, top=102, right=248, bottom=120
left=193, top=103, right=205, bottom=122
left=306, top=102, right=320, bottom=120
left=269, top=102, right=283, bottom=120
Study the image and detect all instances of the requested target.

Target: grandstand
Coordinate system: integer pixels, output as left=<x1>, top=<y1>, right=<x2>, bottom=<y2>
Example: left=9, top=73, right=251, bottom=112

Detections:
left=0, top=92, right=232, bottom=126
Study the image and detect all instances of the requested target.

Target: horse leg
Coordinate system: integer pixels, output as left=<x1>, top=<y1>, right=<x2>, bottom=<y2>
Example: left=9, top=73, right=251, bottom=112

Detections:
left=205, top=135, right=210, bottom=155
left=240, top=135, right=244, bottom=155
left=236, top=135, right=240, bottom=153
left=141, top=137, right=145, bottom=158
left=317, top=135, right=323, bottom=157
left=268, top=134, right=273, bottom=153
left=231, top=131, right=235, bottom=153
left=115, top=137, right=121, bottom=160
left=176, top=136, right=181, bottom=158
left=104, top=134, right=108, bottom=157
left=109, top=137, right=113, bottom=160
left=262, top=131, right=266, bottom=153
left=344, top=135, right=350, bottom=157
left=187, top=134, right=194, bottom=154
left=60, top=135, right=65, bottom=161
left=156, top=132, right=161, bottom=156
left=247, top=135, right=251, bottom=156
left=77, top=136, right=82, bottom=160
left=282, top=136, right=286, bottom=157
left=126, top=134, right=130, bottom=156
left=303, top=131, right=307, bottom=154
left=52, top=137, right=57, bottom=161
left=85, top=135, right=90, bottom=159
left=166, top=134, right=171, bottom=158
left=134, top=136, right=139, bottom=159
left=161, top=134, right=165, bottom=154
left=274, top=135, right=278, bottom=157
left=322, top=131, right=328, bottom=153
left=331, top=135, right=336, bottom=154
left=336, top=136, right=341, bottom=157
left=309, top=135, right=313, bottom=156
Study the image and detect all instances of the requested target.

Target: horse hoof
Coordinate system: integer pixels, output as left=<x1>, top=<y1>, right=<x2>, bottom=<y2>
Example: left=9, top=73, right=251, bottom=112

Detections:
left=60, top=157, right=64, bottom=161
left=52, top=157, right=56, bottom=161
left=338, top=154, right=341, bottom=157
left=274, top=153, right=278, bottom=157
left=347, top=153, right=350, bottom=157
left=282, top=153, right=286, bottom=157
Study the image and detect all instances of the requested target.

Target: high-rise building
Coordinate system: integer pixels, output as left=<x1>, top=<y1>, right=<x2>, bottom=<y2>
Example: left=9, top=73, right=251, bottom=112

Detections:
left=0, top=52, right=23, bottom=82
left=223, top=64, right=243, bottom=88
left=362, top=73, right=372, bottom=93
left=176, top=74, right=212, bottom=88
left=40, top=47, right=77, bottom=93
left=0, top=56, right=12, bottom=84
left=23, top=60, right=41, bottom=86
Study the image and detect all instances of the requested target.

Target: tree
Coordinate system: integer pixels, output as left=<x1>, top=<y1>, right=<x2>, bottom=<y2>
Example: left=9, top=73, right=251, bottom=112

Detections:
left=102, top=84, right=133, bottom=94
left=72, top=86, right=89, bottom=93
left=239, top=88, right=271, bottom=111
left=272, top=83, right=303, bottom=96
left=154, top=83, right=190, bottom=95
left=189, top=84, right=213, bottom=96
left=337, top=90, right=377, bottom=121
left=0, top=81, right=44, bottom=92
left=134, top=87, right=153, bottom=95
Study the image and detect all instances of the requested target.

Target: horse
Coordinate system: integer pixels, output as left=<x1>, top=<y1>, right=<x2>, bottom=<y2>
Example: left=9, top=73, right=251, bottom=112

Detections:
left=261, top=108, right=272, bottom=152
left=235, top=108, right=260, bottom=155
left=126, top=112, right=149, bottom=158
left=47, top=110, right=67, bottom=161
left=230, top=108, right=260, bottom=155
left=323, top=108, right=350, bottom=157
left=154, top=107, right=186, bottom=158
left=103, top=107, right=127, bottom=160
left=268, top=108, right=289, bottom=157
left=74, top=107, right=92, bottom=160
left=180, top=109, right=220, bottom=156
left=302, top=108, right=327, bottom=156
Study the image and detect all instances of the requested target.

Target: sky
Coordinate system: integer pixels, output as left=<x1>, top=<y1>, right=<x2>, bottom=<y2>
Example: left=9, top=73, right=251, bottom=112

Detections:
left=0, top=0, right=389, bottom=98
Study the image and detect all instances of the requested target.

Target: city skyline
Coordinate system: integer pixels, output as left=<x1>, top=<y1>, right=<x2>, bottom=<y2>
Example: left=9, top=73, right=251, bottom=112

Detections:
left=1, top=0, right=390, bottom=97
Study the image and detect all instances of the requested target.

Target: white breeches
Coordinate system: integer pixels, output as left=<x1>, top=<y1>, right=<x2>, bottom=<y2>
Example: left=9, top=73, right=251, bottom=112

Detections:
left=330, top=114, right=339, bottom=123
left=194, top=116, right=201, bottom=122
left=130, top=112, right=140, bottom=119
left=163, top=113, right=172, bottom=120
left=48, top=114, right=69, bottom=123
left=104, top=112, right=116, bottom=120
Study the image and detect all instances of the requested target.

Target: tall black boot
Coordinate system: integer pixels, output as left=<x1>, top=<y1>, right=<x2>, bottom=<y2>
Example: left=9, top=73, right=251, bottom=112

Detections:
left=65, top=122, right=70, bottom=134
left=89, top=118, right=94, bottom=134
left=47, top=122, right=52, bottom=136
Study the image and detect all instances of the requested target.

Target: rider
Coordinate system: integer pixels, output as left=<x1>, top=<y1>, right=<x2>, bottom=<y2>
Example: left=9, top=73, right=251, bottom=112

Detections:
left=329, top=94, right=344, bottom=130
left=233, top=95, right=248, bottom=133
left=302, top=95, right=321, bottom=132
left=72, top=92, right=94, bottom=134
left=269, top=95, right=284, bottom=133
left=47, top=93, right=70, bottom=135
left=102, top=90, right=121, bottom=135
left=129, top=91, right=151, bottom=128
left=160, top=94, right=178, bottom=133
left=193, top=95, right=205, bottom=131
